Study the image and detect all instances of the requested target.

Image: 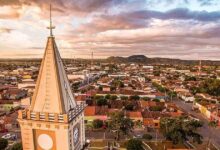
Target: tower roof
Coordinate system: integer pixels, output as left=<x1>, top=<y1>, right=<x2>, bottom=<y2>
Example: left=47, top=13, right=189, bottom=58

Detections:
left=30, top=6, right=76, bottom=114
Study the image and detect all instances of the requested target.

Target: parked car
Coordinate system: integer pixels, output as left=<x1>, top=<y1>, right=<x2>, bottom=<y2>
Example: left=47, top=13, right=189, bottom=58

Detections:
left=2, top=133, right=16, bottom=140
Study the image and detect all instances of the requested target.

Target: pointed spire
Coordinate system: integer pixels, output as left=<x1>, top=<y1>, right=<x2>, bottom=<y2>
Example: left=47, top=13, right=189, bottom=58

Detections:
left=47, top=4, right=55, bottom=37
left=30, top=4, right=76, bottom=114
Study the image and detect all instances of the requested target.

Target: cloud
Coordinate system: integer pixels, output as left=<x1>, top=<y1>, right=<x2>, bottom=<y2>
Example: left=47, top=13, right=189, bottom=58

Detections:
left=0, top=0, right=131, bottom=16
left=0, top=0, right=21, bottom=6
left=0, top=0, right=220, bottom=60
left=125, top=8, right=220, bottom=22
left=0, top=6, right=20, bottom=19
left=197, top=0, right=217, bottom=6
left=0, top=28, right=13, bottom=33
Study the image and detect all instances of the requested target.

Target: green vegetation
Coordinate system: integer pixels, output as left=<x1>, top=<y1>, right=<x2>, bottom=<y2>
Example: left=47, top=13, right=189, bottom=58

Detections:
left=11, top=142, right=22, bottom=150
left=108, top=112, right=134, bottom=141
left=167, top=91, right=177, bottom=99
left=184, top=75, right=197, bottom=81
left=105, top=94, right=111, bottom=99
left=142, top=134, right=153, bottom=140
left=149, top=106, right=163, bottom=111
left=200, top=79, right=220, bottom=96
left=0, top=138, right=8, bottom=150
left=92, top=119, right=104, bottom=129
left=130, top=95, right=140, bottom=101
left=125, top=104, right=134, bottom=111
left=160, top=117, right=203, bottom=144
left=98, top=85, right=103, bottom=91
left=96, top=97, right=107, bottom=106
left=120, top=96, right=128, bottom=100
left=191, top=79, right=220, bottom=96
left=153, top=98, right=160, bottom=102
left=153, top=70, right=161, bottom=76
left=126, top=139, right=144, bottom=150
left=111, top=79, right=124, bottom=88
left=152, top=82, right=168, bottom=93
left=143, top=97, right=151, bottom=101
left=110, top=95, right=117, bottom=101
left=71, top=82, right=80, bottom=91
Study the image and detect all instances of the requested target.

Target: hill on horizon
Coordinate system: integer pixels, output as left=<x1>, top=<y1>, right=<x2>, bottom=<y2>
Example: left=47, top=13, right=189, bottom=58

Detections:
left=106, top=55, right=220, bottom=65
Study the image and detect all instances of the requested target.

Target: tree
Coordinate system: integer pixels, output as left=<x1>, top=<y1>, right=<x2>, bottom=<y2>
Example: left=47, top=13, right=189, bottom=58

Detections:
left=196, top=79, right=220, bottom=96
left=108, top=112, right=134, bottom=141
left=110, top=95, right=117, bottom=101
left=126, top=139, right=144, bottom=150
left=0, top=138, right=8, bottom=150
left=130, top=95, right=140, bottom=101
left=121, top=96, right=128, bottom=100
left=98, top=86, right=103, bottom=91
left=152, top=82, right=167, bottom=93
left=94, top=95, right=104, bottom=100
left=149, top=106, right=163, bottom=111
left=96, top=98, right=107, bottom=106
left=105, top=94, right=111, bottom=99
left=143, top=97, right=150, bottom=101
left=160, top=117, right=203, bottom=144
left=153, top=71, right=161, bottom=76
left=92, top=119, right=104, bottom=129
left=167, top=91, right=177, bottom=100
left=119, top=81, right=124, bottom=88
left=142, top=134, right=153, bottom=140
left=125, top=104, right=134, bottom=111
left=152, top=98, right=160, bottom=102
left=11, top=142, right=22, bottom=150
left=185, top=75, right=197, bottom=81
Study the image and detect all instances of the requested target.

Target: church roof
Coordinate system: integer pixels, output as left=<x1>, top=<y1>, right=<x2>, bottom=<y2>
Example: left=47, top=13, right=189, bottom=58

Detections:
left=30, top=36, right=76, bottom=114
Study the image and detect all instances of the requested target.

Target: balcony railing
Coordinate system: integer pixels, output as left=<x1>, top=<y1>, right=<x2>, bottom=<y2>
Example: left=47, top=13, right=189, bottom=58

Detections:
left=18, top=102, right=86, bottom=123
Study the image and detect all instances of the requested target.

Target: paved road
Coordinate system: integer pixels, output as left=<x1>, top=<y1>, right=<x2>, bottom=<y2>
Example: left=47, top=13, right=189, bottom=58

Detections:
left=173, top=99, right=220, bottom=149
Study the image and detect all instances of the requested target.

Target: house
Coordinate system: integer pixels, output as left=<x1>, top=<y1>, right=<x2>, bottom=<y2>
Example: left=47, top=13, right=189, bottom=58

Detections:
left=142, top=111, right=170, bottom=129
left=102, top=85, right=111, bottom=92
left=178, top=91, right=195, bottom=102
left=18, top=78, right=35, bottom=89
left=84, top=106, right=108, bottom=125
left=139, top=100, right=157, bottom=109
left=126, top=111, right=143, bottom=122
left=20, top=97, right=31, bottom=108
left=0, top=100, right=20, bottom=111
left=195, top=102, right=211, bottom=119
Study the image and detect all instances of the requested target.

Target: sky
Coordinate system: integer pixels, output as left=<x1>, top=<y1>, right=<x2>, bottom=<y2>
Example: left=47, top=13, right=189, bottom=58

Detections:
left=0, top=0, right=220, bottom=60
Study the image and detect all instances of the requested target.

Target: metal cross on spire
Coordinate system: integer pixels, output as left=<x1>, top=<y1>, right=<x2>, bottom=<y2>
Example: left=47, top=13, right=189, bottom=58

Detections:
left=47, top=4, right=55, bottom=36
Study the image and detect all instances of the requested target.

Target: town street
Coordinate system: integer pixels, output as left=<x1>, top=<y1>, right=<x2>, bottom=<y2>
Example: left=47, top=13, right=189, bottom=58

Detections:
left=173, top=99, right=220, bottom=149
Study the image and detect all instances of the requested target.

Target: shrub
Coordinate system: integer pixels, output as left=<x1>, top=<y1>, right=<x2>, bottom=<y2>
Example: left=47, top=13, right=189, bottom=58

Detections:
left=126, top=139, right=144, bottom=150
left=92, top=119, right=104, bottom=129
left=130, top=95, right=140, bottom=101
left=142, top=134, right=153, bottom=140
left=11, top=142, right=22, bottom=150
left=0, top=138, right=8, bottom=150
left=110, top=95, right=117, bottom=101
left=125, top=104, right=134, bottom=111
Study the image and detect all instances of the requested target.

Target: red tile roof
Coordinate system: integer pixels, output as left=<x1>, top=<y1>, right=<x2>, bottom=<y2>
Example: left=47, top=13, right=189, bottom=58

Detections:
left=84, top=106, right=96, bottom=116
left=127, top=111, right=142, bottom=118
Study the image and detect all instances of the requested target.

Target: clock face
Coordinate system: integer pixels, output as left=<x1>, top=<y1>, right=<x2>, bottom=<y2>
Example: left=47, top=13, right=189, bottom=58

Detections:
left=73, top=127, right=79, bottom=144
left=38, top=134, right=53, bottom=149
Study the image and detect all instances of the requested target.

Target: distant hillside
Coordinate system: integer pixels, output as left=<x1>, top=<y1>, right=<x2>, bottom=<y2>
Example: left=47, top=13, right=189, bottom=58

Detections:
left=0, top=55, right=220, bottom=65
left=107, top=55, right=220, bottom=65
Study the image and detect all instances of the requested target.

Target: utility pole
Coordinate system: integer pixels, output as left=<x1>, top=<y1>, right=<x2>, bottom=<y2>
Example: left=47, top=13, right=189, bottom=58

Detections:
left=91, top=51, right=93, bottom=71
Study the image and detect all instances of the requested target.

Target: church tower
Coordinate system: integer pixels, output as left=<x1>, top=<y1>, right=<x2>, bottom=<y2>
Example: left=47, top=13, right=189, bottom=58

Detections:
left=18, top=5, right=86, bottom=150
